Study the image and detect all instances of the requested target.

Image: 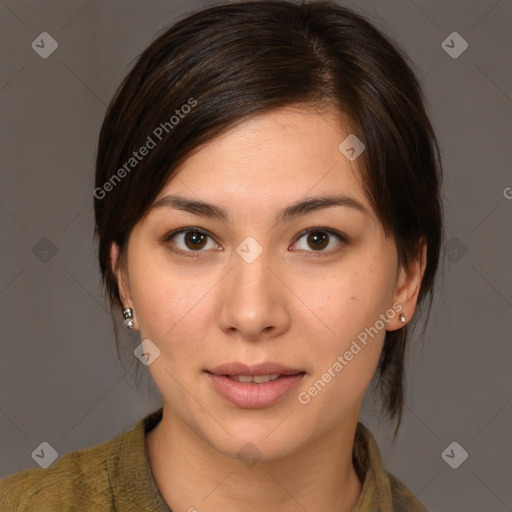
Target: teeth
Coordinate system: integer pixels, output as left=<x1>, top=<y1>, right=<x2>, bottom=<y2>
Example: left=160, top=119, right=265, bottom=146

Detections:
left=253, top=374, right=272, bottom=384
left=237, top=375, right=254, bottom=383
left=228, top=373, right=281, bottom=383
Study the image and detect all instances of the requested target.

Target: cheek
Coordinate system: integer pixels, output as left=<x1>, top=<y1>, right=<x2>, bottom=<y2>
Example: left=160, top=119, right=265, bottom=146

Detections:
left=300, top=272, right=377, bottom=340
left=298, top=266, right=389, bottom=378
left=130, top=268, right=168, bottom=337
left=129, top=260, right=221, bottom=368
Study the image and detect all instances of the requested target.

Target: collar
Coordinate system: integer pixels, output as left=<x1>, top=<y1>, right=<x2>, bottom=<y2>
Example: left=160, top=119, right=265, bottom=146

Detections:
left=111, top=407, right=398, bottom=512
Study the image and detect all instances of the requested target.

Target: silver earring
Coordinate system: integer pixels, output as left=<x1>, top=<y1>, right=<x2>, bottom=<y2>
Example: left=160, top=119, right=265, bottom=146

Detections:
left=399, top=313, right=406, bottom=324
left=123, top=307, right=134, bottom=329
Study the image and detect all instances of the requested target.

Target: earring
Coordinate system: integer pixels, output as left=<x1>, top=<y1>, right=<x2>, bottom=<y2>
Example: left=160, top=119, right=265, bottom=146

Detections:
left=123, top=307, right=135, bottom=329
left=399, top=313, right=406, bottom=324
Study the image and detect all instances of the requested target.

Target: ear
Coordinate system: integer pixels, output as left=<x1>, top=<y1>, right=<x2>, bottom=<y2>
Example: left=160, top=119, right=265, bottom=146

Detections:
left=387, top=237, right=427, bottom=331
left=110, top=242, right=139, bottom=330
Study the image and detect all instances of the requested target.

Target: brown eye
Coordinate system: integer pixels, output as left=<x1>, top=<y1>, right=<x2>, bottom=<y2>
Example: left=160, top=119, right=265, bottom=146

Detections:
left=183, top=231, right=208, bottom=250
left=163, top=227, right=346, bottom=258
left=292, top=229, right=346, bottom=255
left=306, top=231, right=329, bottom=250
left=166, top=229, right=219, bottom=254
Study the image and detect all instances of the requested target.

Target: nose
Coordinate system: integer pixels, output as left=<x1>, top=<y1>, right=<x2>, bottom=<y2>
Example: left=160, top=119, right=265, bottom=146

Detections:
left=217, top=244, right=291, bottom=342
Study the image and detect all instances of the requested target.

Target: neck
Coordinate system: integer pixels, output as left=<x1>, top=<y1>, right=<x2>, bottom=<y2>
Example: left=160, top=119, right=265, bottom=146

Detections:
left=146, top=408, right=363, bottom=512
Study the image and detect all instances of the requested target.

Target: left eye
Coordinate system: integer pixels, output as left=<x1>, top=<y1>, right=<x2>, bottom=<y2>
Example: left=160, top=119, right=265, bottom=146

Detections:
left=291, top=229, right=345, bottom=254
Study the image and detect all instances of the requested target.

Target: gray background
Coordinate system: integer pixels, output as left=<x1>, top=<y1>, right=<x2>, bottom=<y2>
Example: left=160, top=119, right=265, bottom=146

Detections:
left=1, top=1, right=511, bottom=511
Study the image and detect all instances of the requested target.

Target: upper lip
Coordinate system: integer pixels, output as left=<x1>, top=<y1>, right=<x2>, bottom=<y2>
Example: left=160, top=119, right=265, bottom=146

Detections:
left=207, top=363, right=305, bottom=376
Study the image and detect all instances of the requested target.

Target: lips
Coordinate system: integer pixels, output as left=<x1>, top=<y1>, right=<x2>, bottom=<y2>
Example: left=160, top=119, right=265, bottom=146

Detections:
left=206, top=363, right=306, bottom=408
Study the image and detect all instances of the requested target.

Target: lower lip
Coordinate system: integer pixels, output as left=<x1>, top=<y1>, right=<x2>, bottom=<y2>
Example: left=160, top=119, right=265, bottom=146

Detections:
left=207, top=372, right=305, bottom=409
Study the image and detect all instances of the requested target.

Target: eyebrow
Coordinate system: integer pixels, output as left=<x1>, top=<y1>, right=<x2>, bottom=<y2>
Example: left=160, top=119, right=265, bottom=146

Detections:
left=150, top=193, right=371, bottom=225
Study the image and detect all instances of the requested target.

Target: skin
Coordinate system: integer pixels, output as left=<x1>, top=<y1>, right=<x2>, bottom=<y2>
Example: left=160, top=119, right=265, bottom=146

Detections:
left=111, top=105, right=426, bottom=512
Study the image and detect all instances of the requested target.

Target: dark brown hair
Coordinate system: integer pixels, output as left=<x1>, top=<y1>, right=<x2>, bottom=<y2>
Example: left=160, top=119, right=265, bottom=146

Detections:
left=94, top=0, right=445, bottom=435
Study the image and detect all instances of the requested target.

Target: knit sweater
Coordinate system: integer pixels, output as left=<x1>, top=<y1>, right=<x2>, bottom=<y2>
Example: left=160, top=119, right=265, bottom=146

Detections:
left=0, top=407, right=429, bottom=511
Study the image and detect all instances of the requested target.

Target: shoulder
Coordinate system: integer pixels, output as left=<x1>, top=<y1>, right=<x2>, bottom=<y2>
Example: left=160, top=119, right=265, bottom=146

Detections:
left=388, top=472, right=430, bottom=512
left=0, top=429, right=126, bottom=511
left=354, top=422, right=430, bottom=512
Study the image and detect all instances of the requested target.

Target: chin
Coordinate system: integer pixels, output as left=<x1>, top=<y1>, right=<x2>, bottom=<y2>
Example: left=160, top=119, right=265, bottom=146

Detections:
left=198, top=412, right=310, bottom=464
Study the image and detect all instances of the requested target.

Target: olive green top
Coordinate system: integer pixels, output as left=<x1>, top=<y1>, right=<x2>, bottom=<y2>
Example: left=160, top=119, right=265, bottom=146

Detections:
left=0, top=407, right=429, bottom=511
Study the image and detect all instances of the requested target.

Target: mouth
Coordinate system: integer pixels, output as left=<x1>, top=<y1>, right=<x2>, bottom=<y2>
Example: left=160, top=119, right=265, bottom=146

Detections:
left=205, top=363, right=306, bottom=409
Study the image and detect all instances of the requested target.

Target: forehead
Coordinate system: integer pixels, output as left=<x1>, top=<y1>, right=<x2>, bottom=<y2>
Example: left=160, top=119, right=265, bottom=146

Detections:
left=150, top=106, right=374, bottom=223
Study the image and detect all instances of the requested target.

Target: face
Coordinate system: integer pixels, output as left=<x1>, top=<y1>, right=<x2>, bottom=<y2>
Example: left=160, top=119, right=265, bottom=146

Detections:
left=112, top=106, right=425, bottom=461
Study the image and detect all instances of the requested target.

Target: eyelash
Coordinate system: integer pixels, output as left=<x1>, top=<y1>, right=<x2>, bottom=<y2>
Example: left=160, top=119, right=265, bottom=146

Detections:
left=160, top=226, right=348, bottom=259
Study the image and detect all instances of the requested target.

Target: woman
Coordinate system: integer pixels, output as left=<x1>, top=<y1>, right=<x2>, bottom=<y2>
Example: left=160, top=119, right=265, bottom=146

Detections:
left=0, top=1, right=443, bottom=510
